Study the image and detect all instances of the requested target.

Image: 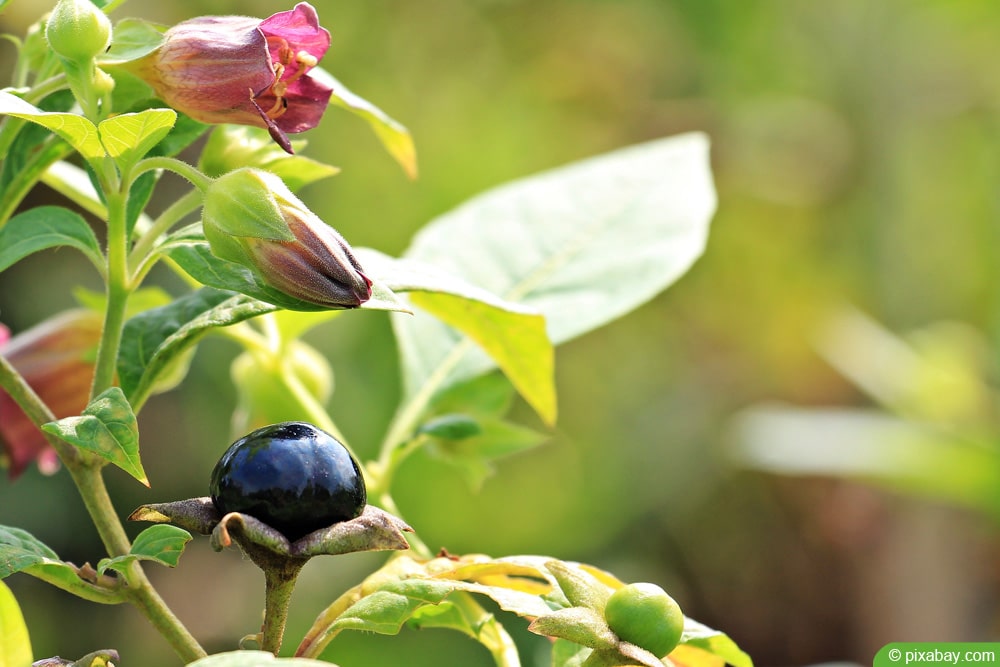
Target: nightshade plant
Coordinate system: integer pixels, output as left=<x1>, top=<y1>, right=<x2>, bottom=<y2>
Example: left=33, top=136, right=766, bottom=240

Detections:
left=0, top=1, right=752, bottom=666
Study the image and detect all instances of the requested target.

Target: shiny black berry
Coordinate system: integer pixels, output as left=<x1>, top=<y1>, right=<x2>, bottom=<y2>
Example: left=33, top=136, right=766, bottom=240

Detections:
left=209, top=421, right=366, bottom=542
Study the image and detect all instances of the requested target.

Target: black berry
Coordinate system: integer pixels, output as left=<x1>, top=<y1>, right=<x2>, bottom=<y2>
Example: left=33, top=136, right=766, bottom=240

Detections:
left=209, top=421, right=366, bottom=541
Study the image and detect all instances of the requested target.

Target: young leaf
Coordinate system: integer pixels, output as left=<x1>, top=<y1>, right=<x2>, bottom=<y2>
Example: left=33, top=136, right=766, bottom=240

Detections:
left=0, top=206, right=103, bottom=274
left=118, top=288, right=277, bottom=407
left=41, top=388, right=147, bottom=485
left=393, top=133, right=715, bottom=412
left=0, top=91, right=104, bottom=161
left=98, top=108, right=177, bottom=173
left=186, top=651, right=335, bottom=667
left=312, top=67, right=417, bottom=179
left=97, top=525, right=192, bottom=575
left=0, top=580, right=32, bottom=667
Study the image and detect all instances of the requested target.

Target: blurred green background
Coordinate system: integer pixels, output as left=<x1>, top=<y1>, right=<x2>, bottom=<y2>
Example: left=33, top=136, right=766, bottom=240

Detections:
left=3, top=0, right=1000, bottom=665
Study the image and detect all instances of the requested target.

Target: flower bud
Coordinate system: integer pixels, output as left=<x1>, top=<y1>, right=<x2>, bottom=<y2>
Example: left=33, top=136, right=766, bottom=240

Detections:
left=45, top=0, right=112, bottom=64
left=0, top=310, right=102, bottom=478
left=124, top=3, right=332, bottom=153
left=202, top=168, right=372, bottom=309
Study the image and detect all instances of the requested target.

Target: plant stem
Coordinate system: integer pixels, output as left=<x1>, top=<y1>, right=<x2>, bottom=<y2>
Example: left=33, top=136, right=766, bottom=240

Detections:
left=261, top=561, right=307, bottom=655
left=0, top=348, right=208, bottom=661
left=89, top=187, right=130, bottom=399
left=128, top=189, right=203, bottom=273
left=133, top=156, right=214, bottom=192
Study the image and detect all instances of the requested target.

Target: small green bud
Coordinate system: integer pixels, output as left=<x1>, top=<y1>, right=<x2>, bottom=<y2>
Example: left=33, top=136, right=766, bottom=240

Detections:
left=45, top=0, right=112, bottom=64
left=604, top=583, right=684, bottom=658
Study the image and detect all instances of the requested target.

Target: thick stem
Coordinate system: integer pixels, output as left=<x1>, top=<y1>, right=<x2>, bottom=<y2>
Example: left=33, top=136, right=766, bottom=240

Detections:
left=261, top=559, right=307, bottom=655
left=89, top=188, right=129, bottom=399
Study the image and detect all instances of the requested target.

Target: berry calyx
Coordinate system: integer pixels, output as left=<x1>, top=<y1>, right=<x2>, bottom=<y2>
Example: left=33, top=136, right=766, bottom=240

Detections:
left=209, top=421, right=366, bottom=542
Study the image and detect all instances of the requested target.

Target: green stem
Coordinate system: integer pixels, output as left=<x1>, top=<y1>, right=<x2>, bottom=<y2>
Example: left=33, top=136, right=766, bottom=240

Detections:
left=260, top=561, right=307, bottom=655
left=89, top=187, right=130, bottom=399
left=0, top=347, right=207, bottom=661
left=133, top=156, right=214, bottom=192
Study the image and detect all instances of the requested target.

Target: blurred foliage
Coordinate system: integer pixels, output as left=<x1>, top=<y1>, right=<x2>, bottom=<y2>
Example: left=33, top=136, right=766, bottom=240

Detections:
left=2, top=0, right=1000, bottom=666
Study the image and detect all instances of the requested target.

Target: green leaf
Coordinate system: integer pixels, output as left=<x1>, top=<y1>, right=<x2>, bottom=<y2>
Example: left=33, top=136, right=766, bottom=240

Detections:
left=199, top=126, right=340, bottom=191
left=118, top=288, right=277, bottom=407
left=418, top=414, right=482, bottom=440
left=101, top=18, right=165, bottom=64
left=313, top=67, right=417, bottom=179
left=357, top=249, right=555, bottom=424
left=426, top=417, right=549, bottom=492
left=165, top=241, right=409, bottom=313
left=41, top=388, right=147, bottom=485
left=0, top=580, right=32, bottom=667
left=97, top=525, right=192, bottom=575
left=0, top=91, right=104, bottom=161
left=98, top=108, right=177, bottom=173
left=186, top=651, right=335, bottom=667
left=0, top=206, right=103, bottom=274
left=393, top=133, right=715, bottom=415
left=679, top=618, right=754, bottom=667
left=0, top=525, right=58, bottom=579
left=0, top=526, right=123, bottom=604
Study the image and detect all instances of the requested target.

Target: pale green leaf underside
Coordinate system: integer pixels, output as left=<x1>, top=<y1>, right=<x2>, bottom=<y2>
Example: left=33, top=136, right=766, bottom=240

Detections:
left=393, top=133, right=716, bottom=405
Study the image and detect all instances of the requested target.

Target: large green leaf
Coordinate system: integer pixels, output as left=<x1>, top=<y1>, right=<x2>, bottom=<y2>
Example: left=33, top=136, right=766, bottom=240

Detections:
left=42, top=388, right=147, bottom=485
left=393, top=133, right=715, bottom=409
left=0, top=206, right=103, bottom=274
left=118, top=288, right=277, bottom=408
left=0, top=580, right=32, bottom=667
left=358, top=249, right=554, bottom=424
left=0, top=91, right=103, bottom=161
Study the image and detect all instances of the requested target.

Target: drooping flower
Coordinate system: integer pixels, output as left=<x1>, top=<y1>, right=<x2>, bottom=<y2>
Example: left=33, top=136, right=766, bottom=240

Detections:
left=128, top=2, right=332, bottom=153
left=202, top=168, right=372, bottom=308
left=0, top=310, right=102, bottom=478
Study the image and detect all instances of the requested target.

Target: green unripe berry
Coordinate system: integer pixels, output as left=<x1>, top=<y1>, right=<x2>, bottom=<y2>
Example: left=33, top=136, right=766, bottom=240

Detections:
left=45, top=0, right=112, bottom=64
left=603, top=582, right=684, bottom=658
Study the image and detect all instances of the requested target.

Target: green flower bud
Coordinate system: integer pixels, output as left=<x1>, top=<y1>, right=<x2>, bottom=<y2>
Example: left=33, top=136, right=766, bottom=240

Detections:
left=202, top=168, right=372, bottom=309
left=45, top=0, right=112, bottom=64
left=603, top=582, right=684, bottom=658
